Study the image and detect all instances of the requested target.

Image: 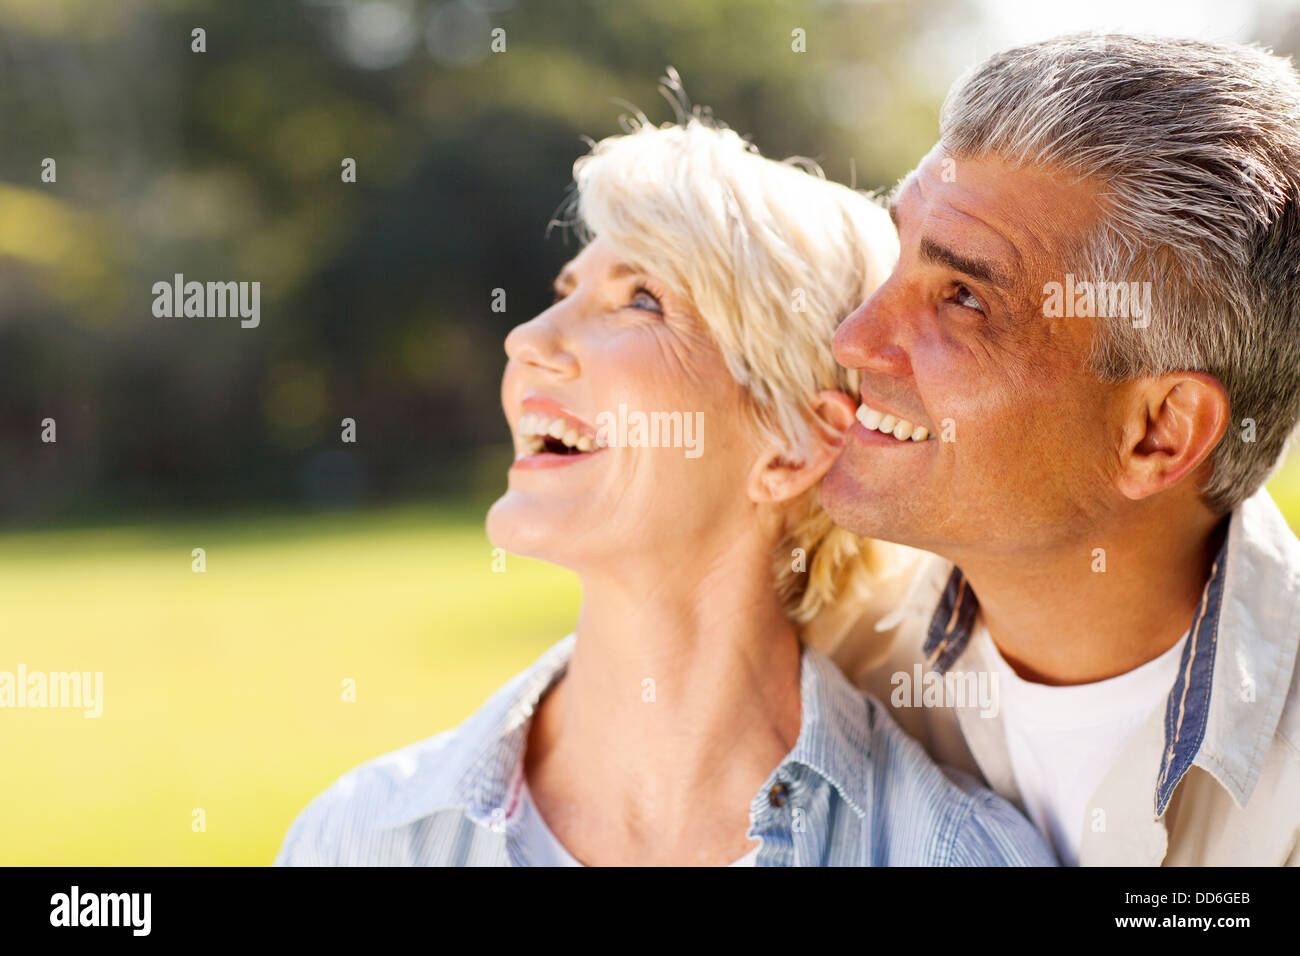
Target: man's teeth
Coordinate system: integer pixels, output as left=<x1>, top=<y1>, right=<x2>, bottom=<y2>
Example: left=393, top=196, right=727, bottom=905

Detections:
left=856, top=404, right=929, bottom=442
left=517, top=412, right=599, bottom=453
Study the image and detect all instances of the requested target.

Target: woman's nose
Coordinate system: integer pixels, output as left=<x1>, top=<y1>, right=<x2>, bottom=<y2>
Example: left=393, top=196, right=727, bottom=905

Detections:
left=503, top=310, right=579, bottom=379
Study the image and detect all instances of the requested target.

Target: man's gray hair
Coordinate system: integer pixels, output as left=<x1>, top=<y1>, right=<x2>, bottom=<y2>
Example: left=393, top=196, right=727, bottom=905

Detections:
left=940, top=33, right=1300, bottom=514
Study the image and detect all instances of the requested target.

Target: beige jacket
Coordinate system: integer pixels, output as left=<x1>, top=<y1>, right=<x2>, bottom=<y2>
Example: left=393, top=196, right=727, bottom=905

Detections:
left=844, top=488, right=1300, bottom=866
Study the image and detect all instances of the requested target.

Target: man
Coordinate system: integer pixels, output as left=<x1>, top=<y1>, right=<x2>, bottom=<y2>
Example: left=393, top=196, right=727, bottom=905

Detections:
left=824, top=33, right=1300, bottom=865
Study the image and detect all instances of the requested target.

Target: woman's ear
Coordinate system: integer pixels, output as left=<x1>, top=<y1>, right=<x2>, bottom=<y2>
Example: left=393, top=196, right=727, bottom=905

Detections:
left=747, top=390, right=857, bottom=504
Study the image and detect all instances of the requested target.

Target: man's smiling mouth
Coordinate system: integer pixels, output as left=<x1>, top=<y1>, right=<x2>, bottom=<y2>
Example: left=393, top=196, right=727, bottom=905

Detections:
left=855, top=402, right=931, bottom=442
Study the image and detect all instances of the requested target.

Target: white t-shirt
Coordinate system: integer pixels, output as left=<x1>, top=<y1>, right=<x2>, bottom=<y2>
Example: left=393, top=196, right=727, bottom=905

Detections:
left=970, top=618, right=1188, bottom=866
left=514, top=776, right=760, bottom=867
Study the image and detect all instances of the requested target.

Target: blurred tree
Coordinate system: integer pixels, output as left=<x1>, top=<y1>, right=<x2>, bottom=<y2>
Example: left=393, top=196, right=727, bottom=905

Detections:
left=0, top=0, right=1144, bottom=524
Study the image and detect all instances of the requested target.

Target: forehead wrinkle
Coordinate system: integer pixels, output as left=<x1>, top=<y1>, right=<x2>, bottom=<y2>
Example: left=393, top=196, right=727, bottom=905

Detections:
left=912, top=167, right=1025, bottom=273
left=941, top=199, right=1026, bottom=273
left=905, top=164, right=1049, bottom=318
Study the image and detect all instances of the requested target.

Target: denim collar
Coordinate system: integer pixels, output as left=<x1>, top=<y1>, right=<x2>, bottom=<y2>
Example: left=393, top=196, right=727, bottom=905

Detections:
left=912, top=488, right=1300, bottom=817
left=375, top=633, right=876, bottom=829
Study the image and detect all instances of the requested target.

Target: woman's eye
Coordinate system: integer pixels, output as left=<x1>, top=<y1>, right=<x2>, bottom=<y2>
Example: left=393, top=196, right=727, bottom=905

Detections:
left=953, top=283, right=983, bottom=313
left=630, top=287, right=663, bottom=313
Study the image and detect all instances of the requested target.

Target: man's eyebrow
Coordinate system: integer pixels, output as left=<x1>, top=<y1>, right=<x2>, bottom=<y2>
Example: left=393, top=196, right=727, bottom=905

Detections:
left=918, top=236, right=1012, bottom=291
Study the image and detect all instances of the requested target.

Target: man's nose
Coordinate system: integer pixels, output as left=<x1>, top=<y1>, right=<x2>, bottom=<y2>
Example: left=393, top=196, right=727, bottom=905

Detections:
left=503, top=308, right=579, bottom=379
left=833, top=283, right=913, bottom=378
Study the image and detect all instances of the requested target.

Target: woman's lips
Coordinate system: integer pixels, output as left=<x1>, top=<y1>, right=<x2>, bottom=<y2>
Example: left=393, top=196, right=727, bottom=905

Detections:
left=510, top=445, right=608, bottom=470
left=511, top=403, right=608, bottom=470
left=514, top=409, right=601, bottom=454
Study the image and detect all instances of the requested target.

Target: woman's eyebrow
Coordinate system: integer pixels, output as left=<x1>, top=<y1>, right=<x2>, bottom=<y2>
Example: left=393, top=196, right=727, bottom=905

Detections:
left=553, top=267, right=577, bottom=293
left=553, top=262, right=640, bottom=293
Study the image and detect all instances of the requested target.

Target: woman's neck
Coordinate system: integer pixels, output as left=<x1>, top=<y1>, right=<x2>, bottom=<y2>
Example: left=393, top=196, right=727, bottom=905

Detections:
left=523, top=546, right=803, bottom=865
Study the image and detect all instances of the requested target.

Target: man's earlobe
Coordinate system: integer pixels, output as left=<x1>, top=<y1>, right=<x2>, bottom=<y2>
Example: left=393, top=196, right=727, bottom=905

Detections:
left=1115, top=372, right=1229, bottom=501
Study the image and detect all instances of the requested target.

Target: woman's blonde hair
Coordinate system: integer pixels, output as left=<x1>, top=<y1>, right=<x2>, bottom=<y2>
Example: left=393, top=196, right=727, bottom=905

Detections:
left=564, top=79, right=901, bottom=642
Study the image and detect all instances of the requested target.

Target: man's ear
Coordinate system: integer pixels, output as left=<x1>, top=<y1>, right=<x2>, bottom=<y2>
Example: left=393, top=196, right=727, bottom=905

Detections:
left=747, top=390, right=857, bottom=504
left=1114, top=371, right=1229, bottom=501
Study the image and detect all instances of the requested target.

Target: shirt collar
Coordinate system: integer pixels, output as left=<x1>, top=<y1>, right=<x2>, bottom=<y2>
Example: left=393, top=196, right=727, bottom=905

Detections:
left=776, top=644, right=875, bottom=820
left=911, top=487, right=1300, bottom=816
left=373, top=634, right=575, bottom=830
left=1190, top=488, right=1300, bottom=810
left=374, top=633, right=876, bottom=829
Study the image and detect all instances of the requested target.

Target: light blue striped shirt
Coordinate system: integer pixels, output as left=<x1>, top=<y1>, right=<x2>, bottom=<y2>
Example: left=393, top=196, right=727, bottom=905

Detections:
left=275, top=635, right=1057, bottom=866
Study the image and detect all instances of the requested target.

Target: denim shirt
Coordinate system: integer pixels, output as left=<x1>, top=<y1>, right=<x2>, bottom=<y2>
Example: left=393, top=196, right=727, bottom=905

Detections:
left=275, top=636, right=1057, bottom=866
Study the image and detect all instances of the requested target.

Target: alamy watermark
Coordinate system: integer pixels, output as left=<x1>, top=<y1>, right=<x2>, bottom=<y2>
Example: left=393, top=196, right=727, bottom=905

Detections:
left=595, top=403, right=703, bottom=459
left=0, top=665, right=103, bottom=718
left=152, top=273, right=260, bottom=328
left=50, top=886, right=150, bottom=936
left=890, top=664, right=999, bottom=718
left=1042, top=273, right=1151, bottom=328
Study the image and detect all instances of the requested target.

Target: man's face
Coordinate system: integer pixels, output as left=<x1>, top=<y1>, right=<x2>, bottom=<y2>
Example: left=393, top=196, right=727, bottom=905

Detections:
left=823, top=146, right=1127, bottom=559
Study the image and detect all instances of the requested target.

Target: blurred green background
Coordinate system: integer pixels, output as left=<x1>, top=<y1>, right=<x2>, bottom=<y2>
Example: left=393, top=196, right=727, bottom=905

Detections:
left=3, top=0, right=1300, bottom=864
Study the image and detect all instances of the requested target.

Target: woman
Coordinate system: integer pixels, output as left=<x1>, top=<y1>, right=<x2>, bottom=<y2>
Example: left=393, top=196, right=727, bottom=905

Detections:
left=275, top=93, right=1055, bottom=867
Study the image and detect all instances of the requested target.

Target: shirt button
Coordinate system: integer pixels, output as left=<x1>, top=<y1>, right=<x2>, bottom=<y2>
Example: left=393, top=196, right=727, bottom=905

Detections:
left=768, top=782, right=790, bottom=808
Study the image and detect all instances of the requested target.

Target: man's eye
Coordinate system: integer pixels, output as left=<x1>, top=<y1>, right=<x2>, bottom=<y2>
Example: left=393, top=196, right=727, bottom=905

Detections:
left=630, top=287, right=663, bottom=313
left=953, top=284, right=983, bottom=313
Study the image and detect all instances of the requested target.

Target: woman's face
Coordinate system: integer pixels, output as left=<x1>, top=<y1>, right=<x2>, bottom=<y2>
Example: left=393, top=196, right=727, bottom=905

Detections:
left=487, top=237, right=764, bottom=574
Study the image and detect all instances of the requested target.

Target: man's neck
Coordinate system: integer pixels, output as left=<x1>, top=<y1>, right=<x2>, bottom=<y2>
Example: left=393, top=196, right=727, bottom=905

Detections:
left=953, top=508, right=1227, bottom=686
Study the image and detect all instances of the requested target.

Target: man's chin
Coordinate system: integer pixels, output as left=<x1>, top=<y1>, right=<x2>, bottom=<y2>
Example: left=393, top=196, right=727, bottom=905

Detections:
left=820, top=458, right=884, bottom=538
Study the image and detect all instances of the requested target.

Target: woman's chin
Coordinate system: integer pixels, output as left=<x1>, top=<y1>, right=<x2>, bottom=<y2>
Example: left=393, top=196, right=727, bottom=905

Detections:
left=485, top=492, right=581, bottom=565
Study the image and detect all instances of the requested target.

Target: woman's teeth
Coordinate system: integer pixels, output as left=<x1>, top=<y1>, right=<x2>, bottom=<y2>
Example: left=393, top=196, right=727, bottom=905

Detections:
left=856, top=403, right=930, bottom=442
left=517, top=412, right=600, bottom=454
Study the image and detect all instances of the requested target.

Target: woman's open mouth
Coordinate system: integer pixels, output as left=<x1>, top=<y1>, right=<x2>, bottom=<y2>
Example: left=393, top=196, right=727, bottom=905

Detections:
left=512, top=410, right=607, bottom=468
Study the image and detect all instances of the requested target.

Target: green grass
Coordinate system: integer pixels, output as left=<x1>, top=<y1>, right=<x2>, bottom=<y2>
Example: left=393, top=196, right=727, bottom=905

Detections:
left=0, top=502, right=579, bottom=865
left=5, top=451, right=1300, bottom=865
